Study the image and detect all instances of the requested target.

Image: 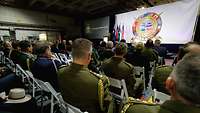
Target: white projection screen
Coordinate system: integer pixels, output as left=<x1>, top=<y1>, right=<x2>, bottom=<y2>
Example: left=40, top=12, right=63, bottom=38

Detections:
left=115, top=0, right=200, bottom=44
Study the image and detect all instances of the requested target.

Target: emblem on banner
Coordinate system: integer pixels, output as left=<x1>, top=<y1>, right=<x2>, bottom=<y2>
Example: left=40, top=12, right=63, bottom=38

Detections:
left=132, top=12, right=162, bottom=39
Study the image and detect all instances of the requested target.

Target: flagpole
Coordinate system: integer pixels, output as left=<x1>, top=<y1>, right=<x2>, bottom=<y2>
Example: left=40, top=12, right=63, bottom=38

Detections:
left=192, top=0, right=200, bottom=41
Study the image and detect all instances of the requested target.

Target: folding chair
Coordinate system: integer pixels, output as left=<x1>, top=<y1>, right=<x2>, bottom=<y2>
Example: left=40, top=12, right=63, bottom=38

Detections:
left=0, top=51, right=5, bottom=64
left=35, top=79, right=85, bottom=113
left=158, top=56, right=164, bottom=65
left=108, top=77, right=129, bottom=103
left=153, top=89, right=170, bottom=104
left=134, top=66, right=146, bottom=91
left=148, top=61, right=156, bottom=88
left=5, top=57, right=15, bottom=72
left=57, top=53, right=72, bottom=65
left=15, top=64, right=32, bottom=84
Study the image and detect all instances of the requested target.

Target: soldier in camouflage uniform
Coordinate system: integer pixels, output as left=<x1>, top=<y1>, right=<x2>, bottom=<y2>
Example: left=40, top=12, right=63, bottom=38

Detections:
left=120, top=53, right=200, bottom=113
left=58, top=38, right=114, bottom=113
left=101, top=42, right=136, bottom=97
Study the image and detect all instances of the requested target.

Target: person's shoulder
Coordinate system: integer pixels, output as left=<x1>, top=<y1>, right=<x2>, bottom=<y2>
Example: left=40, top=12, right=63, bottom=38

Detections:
left=102, top=57, right=112, bottom=64
left=123, top=60, right=134, bottom=69
left=89, top=71, right=108, bottom=80
left=57, top=65, right=68, bottom=75
left=121, top=98, right=160, bottom=113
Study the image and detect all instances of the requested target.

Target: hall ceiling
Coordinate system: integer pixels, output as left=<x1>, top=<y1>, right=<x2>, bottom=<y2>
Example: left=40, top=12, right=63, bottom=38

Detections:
left=0, top=0, right=178, bottom=17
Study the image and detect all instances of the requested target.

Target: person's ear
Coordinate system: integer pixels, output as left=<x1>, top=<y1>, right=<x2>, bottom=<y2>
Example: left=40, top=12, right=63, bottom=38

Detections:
left=166, top=77, right=176, bottom=94
left=88, top=52, right=92, bottom=60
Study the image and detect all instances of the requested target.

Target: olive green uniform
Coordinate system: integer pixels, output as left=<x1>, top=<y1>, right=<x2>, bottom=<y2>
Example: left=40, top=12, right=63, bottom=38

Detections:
left=58, top=63, right=114, bottom=113
left=16, top=52, right=34, bottom=70
left=101, top=57, right=136, bottom=97
left=152, top=65, right=173, bottom=94
left=142, top=48, right=158, bottom=62
left=121, top=98, right=200, bottom=113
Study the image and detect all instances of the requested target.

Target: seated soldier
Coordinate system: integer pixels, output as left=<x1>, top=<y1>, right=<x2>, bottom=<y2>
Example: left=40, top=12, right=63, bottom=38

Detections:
left=101, top=42, right=136, bottom=97
left=17, top=40, right=35, bottom=70
left=120, top=53, right=200, bottom=113
left=58, top=38, right=114, bottom=113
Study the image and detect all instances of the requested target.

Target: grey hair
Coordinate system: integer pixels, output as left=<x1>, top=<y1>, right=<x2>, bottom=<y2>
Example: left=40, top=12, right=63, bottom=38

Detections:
left=106, top=41, right=114, bottom=49
left=72, top=38, right=92, bottom=60
left=173, top=53, right=200, bottom=105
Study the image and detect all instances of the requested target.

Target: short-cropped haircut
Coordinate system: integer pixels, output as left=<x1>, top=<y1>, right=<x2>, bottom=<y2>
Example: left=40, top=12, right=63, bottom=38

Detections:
left=72, top=38, right=92, bottom=59
left=174, top=53, right=200, bottom=105
left=114, top=42, right=127, bottom=56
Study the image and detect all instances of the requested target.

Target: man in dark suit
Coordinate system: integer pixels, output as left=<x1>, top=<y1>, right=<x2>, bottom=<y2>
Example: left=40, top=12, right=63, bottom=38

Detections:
left=31, top=41, right=62, bottom=91
left=101, top=42, right=136, bottom=97
left=58, top=38, right=114, bottom=113
left=120, top=53, right=200, bottom=113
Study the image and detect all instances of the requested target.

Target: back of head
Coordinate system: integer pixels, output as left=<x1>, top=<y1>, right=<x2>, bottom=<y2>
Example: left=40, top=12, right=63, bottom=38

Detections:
left=72, top=38, right=92, bottom=60
left=34, top=41, right=51, bottom=56
left=120, top=39, right=126, bottom=43
left=135, top=42, right=144, bottom=52
left=12, top=40, right=20, bottom=50
left=114, top=42, right=127, bottom=56
left=106, top=41, right=114, bottom=49
left=100, top=41, right=106, bottom=48
left=154, top=39, right=161, bottom=46
left=173, top=53, right=200, bottom=105
left=177, top=42, right=200, bottom=61
left=19, top=40, right=31, bottom=52
left=145, top=39, right=154, bottom=48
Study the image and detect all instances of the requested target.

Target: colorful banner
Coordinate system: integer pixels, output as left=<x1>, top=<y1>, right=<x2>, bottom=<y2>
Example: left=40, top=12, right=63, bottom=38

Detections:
left=114, top=0, right=200, bottom=44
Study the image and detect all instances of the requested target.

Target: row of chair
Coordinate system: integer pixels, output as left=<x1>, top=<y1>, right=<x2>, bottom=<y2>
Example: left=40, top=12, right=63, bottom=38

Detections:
left=0, top=51, right=86, bottom=113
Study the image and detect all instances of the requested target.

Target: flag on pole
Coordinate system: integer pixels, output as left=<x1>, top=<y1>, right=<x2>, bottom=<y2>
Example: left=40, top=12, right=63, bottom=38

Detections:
left=118, top=25, right=121, bottom=41
left=122, top=25, right=125, bottom=39
left=115, top=25, right=119, bottom=42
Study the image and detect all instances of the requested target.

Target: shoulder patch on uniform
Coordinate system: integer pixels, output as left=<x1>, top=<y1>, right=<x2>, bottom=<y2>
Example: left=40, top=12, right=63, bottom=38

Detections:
left=90, top=71, right=103, bottom=78
left=126, top=97, right=157, bottom=105
left=121, top=97, right=158, bottom=113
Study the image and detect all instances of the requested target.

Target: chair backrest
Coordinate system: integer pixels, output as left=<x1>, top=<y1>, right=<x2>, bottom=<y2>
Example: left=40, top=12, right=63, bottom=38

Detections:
left=158, top=56, right=164, bottom=65
left=57, top=53, right=72, bottom=65
left=108, top=77, right=128, bottom=102
left=0, top=51, right=5, bottom=64
left=35, top=79, right=84, bottom=113
left=134, top=66, right=146, bottom=91
left=5, top=57, right=15, bottom=72
left=153, top=89, right=170, bottom=104
left=148, top=61, right=156, bottom=88
left=15, top=64, right=32, bottom=83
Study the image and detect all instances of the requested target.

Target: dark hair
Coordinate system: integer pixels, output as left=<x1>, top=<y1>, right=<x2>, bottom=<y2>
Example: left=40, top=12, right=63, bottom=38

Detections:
left=145, top=39, right=154, bottom=48
left=115, top=42, right=127, bottom=56
left=120, top=39, right=126, bottom=43
left=12, top=40, right=20, bottom=49
left=72, top=38, right=92, bottom=59
left=100, top=41, right=106, bottom=48
left=19, top=40, right=31, bottom=51
left=177, top=42, right=200, bottom=61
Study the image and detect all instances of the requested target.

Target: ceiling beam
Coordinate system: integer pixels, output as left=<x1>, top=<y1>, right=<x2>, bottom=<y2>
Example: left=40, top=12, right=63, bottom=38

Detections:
left=59, top=0, right=81, bottom=10
left=88, top=3, right=110, bottom=13
left=43, top=0, right=59, bottom=9
left=29, top=0, right=38, bottom=6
